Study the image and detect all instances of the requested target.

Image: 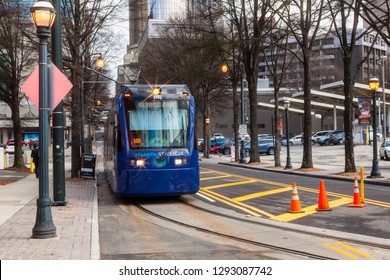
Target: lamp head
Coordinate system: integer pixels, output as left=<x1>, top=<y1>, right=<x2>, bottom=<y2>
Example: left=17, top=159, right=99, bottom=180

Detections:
left=283, top=100, right=290, bottom=109
left=30, top=0, right=56, bottom=28
left=369, top=77, right=380, bottom=92
left=221, top=64, right=228, bottom=74
left=96, top=56, right=105, bottom=69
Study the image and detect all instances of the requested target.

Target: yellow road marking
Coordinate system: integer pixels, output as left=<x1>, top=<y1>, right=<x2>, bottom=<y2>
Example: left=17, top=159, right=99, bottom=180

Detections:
left=200, top=167, right=390, bottom=221
left=323, top=241, right=373, bottom=259
left=271, top=197, right=351, bottom=222
left=233, top=187, right=291, bottom=202
left=200, top=170, right=215, bottom=174
left=200, top=175, right=232, bottom=181
left=199, top=189, right=264, bottom=217
left=334, top=241, right=373, bottom=259
left=200, top=168, right=291, bottom=188
left=202, top=180, right=257, bottom=190
left=323, top=243, right=359, bottom=259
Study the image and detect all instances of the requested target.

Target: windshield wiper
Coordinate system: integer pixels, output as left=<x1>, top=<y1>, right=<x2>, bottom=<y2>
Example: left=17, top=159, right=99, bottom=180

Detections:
left=156, top=130, right=185, bottom=163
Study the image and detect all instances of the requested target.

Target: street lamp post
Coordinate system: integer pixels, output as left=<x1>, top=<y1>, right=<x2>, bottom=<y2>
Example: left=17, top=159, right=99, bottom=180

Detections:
left=283, top=100, right=292, bottom=169
left=30, top=0, right=57, bottom=239
left=368, top=77, right=382, bottom=178
left=379, top=56, right=387, bottom=140
left=205, top=117, right=210, bottom=158
left=239, top=74, right=246, bottom=163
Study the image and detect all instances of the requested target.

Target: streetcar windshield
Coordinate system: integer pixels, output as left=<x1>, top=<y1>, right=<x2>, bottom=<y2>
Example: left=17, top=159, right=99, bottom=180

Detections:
left=126, top=98, right=189, bottom=149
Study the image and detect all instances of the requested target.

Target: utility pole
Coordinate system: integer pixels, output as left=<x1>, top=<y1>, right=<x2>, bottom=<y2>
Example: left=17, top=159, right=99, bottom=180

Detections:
left=51, top=0, right=67, bottom=205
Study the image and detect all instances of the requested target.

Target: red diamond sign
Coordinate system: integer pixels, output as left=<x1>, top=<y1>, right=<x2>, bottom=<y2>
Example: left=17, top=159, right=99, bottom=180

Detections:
left=21, top=60, right=73, bottom=111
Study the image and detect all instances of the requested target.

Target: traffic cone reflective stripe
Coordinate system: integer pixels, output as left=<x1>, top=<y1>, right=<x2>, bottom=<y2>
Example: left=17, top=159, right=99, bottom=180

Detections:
left=289, top=182, right=305, bottom=213
left=316, top=180, right=332, bottom=211
left=348, top=176, right=366, bottom=208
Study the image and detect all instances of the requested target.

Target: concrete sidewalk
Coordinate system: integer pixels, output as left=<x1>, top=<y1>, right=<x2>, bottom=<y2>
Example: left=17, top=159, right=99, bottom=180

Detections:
left=0, top=163, right=99, bottom=260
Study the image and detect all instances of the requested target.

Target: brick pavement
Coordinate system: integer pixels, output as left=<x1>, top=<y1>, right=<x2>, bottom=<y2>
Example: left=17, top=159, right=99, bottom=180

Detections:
left=0, top=174, right=97, bottom=260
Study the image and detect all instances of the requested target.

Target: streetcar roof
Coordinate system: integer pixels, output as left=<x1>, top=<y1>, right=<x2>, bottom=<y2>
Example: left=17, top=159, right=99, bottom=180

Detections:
left=119, top=84, right=191, bottom=96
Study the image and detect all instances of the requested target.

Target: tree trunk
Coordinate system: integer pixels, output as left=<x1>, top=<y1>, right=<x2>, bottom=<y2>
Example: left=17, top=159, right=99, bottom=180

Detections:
left=343, top=56, right=357, bottom=173
left=273, top=88, right=281, bottom=167
left=247, top=68, right=260, bottom=163
left=11, top=95, right=25, bottom=168
left=301, top=50, right=313, bottom=169
left=71, top=65, right=82, bottom=177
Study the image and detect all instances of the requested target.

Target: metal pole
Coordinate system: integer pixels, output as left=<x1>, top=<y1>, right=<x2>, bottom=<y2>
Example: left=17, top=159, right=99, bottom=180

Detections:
left=369, top=91, right=382, bottom=178
left=285, top=107, right=292, bottom=169
left=80, top=81, right=85, bottom=155
left=51, top=0, right=67, bottom=205
left=32, top=26, right=56, bottom=239
left=382, top=59, right=387, bottom=140
left=240, top=75, right=246, bottom=163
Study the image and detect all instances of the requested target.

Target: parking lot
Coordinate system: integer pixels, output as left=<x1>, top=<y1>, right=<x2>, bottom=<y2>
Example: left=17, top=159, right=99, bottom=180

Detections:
left=214, top=142, right=390, bottom=175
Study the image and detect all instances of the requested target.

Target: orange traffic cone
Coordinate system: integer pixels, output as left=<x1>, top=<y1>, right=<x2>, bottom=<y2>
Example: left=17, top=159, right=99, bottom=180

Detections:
left=316, top=180, right=332, bottom=211
left=289, top=182, right=305, bottom=213
left=348, top=176, right=366, bottom=208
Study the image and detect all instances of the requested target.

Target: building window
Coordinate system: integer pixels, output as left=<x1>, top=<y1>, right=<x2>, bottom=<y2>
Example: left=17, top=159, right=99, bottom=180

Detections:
left=219, top=124, right=228, bottom=129
left=257, top=124, right=265, bottom=129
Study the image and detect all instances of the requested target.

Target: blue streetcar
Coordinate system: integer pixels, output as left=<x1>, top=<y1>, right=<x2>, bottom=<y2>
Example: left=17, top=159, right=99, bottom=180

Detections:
left=103, top=84, right=200, bottom=196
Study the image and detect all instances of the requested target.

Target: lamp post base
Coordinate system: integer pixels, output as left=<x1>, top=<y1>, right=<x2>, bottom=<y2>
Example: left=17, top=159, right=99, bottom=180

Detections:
left=32, top=198, right=57, bottom=239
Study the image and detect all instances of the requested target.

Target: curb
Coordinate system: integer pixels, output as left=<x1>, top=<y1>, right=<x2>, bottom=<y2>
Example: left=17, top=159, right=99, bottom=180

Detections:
left=218, top=161, right=390, bottom=187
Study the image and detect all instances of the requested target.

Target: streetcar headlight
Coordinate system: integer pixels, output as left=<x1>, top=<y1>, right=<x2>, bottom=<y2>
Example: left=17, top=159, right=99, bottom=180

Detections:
left=152, top=87, right=161, bottom=96
left=174, top=158, right=187, bottom=166
left=136, top=159, right=145, bottom=166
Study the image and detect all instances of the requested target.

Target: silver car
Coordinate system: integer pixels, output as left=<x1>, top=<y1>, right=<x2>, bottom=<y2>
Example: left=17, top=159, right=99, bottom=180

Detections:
left=380, top=141, right=390, bottom=160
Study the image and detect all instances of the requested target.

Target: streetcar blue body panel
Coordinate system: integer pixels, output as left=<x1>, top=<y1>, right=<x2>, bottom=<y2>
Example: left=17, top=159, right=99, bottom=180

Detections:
left=114, top=150, right=199, bottom=196
left=104, top=84, right=200, bottom=196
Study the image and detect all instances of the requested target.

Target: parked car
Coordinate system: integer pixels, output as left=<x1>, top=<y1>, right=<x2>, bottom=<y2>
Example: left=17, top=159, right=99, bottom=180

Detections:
left=311, top=130, right=333, bottom=145
left=245, top=139, right=275, bottom=155
left=258, top=134, right=273, bottom=140
left=210, top=145, right=221, bottom=154
left=329, top=131, right=345, bottom=145
left=4, top=139, right=28, bottom=153
left=199, top=137, right=232, bottom=152
left=281, top=134, right=303, bottom=146
left=217, top=141, right=234, bottom=155
left=317, top=130, right=344, bottom=146
left=380, top=140, right=390, bottom=160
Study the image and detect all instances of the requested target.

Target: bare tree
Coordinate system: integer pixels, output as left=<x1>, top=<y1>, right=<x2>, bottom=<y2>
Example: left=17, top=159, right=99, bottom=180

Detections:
left=261, top=20, right=296, bottom=167
left=0, top=1, right=35, bottom=168
left=221, top=0, right=277, bottom=163
left=326, top=0, right=361, bottom=173
left=276, top=0, right=330, bottom=169
left=359, top=0, right=390, bottom=45
left=61, top=0, right=125, bottom=177
left=138, top=14, right=231, bottom=155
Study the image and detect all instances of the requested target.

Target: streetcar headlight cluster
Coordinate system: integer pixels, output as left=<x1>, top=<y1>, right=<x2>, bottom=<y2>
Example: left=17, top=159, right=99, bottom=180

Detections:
left=131, top=159, right=145, bottom=167
left=174, top=158, right=188, bottom=166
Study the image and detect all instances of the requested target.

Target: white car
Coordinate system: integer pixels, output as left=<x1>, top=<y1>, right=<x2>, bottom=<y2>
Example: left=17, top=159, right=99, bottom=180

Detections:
left=281, top=134, right=303, bottom=146
left=380, top=140, right=390, bottom=160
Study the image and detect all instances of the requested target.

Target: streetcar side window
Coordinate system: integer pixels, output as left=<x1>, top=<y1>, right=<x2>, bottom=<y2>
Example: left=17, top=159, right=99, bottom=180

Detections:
left=115, top=115, right=122, bottom=152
